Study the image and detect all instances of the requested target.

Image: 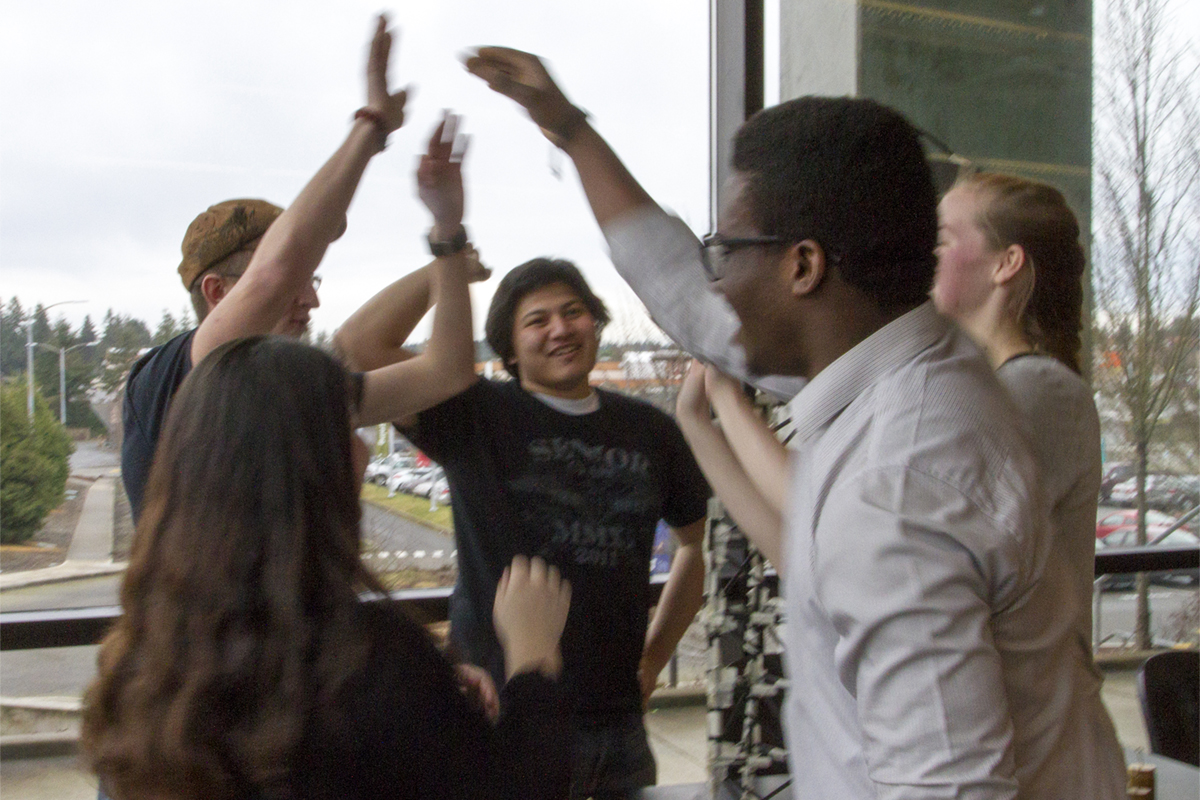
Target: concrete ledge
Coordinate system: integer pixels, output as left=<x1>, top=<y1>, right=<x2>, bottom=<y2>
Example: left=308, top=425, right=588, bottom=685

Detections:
left=1095, top=647, right=1198, bottom=671
left=648, top=685, right=706, bottom=710
left=0, top=561, right=126, bottom=593
left=0, top=731, right=79, bottom=760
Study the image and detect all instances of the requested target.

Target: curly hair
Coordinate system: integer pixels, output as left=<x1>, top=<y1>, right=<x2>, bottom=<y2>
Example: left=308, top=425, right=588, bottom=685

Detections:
left=82, top=337, right=388, bottom=800
left=958, top=172, right=1087, bottom=373
left=731, top=96, right=939, bottom=312
left=484, top=258, right=609, bottom=381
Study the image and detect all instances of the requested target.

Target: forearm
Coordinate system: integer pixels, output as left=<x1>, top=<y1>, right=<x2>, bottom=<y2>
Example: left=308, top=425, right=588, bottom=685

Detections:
left=561, top=123, right=655, bottom=226
left=355, top=254, right=476, bottom=426
left=420, top=253, right=476, bottom=391
left=194, top=121, right=384, bottom=360
left=708, top=382, right=788, bottom=515
left=677, top=414, right=784, bottom=570
left=641, top=538, right=705, bottom=675
left=334, top=262, right=435, bottom=371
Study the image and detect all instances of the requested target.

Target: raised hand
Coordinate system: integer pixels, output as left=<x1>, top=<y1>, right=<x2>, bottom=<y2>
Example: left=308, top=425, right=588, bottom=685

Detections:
left=461, top=245, right=493, bottom=284
left=493, top=556, right=571, bottom=680
left=417, top=113, right=466, bottom=235
left=702, top=363, right=744, bottom=408
left=462, top=47, right=586, bottom=145
left=675, top=360, right=713, bottom=428
left=365, top=15, right=408, bottom=134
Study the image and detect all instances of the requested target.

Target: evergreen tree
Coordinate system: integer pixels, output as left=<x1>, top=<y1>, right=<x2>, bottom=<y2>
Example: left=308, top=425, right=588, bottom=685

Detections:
left=99, top=311, right=152, bottom=394
left=0, top=380, right=73, bottom=543
left=152, top=309, right=182, bottom=345
left=30, top=305, right=58, bottom=402
left=0, top=297, right=27, bottom=377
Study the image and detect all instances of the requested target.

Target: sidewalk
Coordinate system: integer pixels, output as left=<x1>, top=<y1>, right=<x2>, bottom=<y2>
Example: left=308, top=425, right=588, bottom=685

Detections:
left=0, top=468, right=125, bottom=594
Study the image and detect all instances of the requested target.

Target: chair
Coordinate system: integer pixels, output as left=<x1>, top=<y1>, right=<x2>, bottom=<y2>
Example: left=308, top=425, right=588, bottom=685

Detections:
left=1137, top=650, right=1199, bottom=767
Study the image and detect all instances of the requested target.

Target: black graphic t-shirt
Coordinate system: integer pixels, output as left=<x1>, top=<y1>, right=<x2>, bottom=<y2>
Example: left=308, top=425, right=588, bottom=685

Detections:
left=121, top=329, right=196, bottom=521
left=403, top=378, right=710, bottom=718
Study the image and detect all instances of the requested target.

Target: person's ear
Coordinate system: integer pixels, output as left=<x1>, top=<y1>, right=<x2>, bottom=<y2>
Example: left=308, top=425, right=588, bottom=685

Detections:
left=787, top=240, right=827, bottom=298
left=199, top=272, right=230, bottom=311
left=993, top=244, right=1027, bottom=286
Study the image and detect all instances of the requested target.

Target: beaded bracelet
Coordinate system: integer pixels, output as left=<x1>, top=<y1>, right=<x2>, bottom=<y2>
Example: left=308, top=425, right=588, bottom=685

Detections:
left=353, top=107, right=389, bottom=149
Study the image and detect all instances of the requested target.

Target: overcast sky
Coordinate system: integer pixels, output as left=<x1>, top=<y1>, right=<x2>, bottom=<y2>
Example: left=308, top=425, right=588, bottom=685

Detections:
left=3, top=1, right=1195, bottom=342
left=1, top=0, right=710, bottom=341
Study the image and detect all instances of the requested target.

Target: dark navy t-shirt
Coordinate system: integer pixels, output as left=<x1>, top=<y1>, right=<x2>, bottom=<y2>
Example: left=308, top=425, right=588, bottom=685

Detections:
left=121, top=329, right=195, bottom=521
left=403, top=378, right=710, bottom=719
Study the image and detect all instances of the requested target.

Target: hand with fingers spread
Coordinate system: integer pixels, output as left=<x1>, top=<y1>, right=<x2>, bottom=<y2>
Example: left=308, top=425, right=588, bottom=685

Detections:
left=417, top=113, right=467, bottom=238
left=492, top=556, right=571, bottom=680
left=362, top=14, right=409, bottom=137
left=462, top=47, right=587, bottom=146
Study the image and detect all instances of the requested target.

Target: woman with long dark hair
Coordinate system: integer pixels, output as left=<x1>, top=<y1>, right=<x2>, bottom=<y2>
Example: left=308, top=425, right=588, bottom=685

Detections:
left=82, top=337, right=571, bottom=800
left=932, top=172, right=1104, bottom=646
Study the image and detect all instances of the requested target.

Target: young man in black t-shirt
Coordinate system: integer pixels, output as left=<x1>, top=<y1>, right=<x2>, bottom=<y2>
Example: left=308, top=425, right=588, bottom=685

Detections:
left=336, top=258, right=710, bottom=797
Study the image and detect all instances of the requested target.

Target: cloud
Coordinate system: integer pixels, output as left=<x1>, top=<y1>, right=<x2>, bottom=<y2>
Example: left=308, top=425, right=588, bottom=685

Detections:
left=1, top=0, right=708, bottom=338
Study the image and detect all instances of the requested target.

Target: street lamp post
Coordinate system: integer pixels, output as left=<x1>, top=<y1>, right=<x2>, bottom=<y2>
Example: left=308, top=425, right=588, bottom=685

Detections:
left=36, top=341, right=99, bottom=424
left=24, top=300, right=86, bottom=419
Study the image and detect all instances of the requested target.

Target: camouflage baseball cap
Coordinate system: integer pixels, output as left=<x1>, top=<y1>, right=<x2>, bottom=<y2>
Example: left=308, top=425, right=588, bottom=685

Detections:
left=178, top=199, right=283, bottom=290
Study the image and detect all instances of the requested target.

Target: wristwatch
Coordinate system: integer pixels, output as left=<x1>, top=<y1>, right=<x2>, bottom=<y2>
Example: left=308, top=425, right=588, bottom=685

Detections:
left=427, top=226, right=469, bottom=257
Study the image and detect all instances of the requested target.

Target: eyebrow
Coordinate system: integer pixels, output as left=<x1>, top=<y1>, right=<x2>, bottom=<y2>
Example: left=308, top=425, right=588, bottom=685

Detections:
left=519, top=299, right=585, bottom=323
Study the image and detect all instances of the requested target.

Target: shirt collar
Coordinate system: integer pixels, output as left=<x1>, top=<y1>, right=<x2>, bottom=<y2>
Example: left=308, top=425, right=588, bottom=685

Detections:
left=786, top=301, right=949, bottom=443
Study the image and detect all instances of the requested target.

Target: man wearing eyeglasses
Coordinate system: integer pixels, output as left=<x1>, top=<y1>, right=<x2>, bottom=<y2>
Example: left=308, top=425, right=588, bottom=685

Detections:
left=120, top=17, right=408, bottom=521
left=466, top=49, right=1126, bottom=800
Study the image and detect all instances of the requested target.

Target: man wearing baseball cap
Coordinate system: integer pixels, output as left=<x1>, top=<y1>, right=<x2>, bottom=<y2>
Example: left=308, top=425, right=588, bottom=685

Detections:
left=121, top=16, right=407, bottom=520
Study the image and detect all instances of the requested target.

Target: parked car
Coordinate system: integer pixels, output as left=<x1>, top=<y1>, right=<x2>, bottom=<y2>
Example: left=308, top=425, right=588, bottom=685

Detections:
left=1095, top=526, right=1200, bottom=590
left=1109, top=473, right=1185, bottom=508
left=411, top=468, right=446, bottom=499
left=386, top=467, right=426, bottom=495
left=366, top=453, right=413, bottom=486
left=1145, top=474, right=1200, bottom=513
left=1099, top=462, right=1136, bottom=501
left=1096, top=508, right=1188, bottom=540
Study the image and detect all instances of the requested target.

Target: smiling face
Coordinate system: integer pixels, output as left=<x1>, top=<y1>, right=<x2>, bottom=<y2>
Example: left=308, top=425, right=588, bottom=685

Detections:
left=932, top=185, right=1001, bottom=321
left=711, top=173, right=800, bottom=376
left=509, top=282, right=599, bottom=398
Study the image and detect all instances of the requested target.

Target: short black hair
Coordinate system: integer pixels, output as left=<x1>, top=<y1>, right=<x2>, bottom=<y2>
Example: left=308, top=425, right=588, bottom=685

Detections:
left=732, top=96, right=938, bottom=310
left=484, top=258, right=609, bottom=381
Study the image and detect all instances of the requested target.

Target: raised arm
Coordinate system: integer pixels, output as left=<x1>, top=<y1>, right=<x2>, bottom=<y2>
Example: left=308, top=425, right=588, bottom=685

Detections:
left=674, top=362, right=784, bottom=571
left=334, top=243, right=489, bottom=373
left=704, top=365, right=788, bottom=514
left=463, top=48, right=802, bottom=400
left=192, top=15, right=407, bottom=365
left=354, top=116, right=479, bottom=426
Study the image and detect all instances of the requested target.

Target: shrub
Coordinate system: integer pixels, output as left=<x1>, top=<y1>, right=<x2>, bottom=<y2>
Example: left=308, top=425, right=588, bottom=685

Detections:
left=1, top=380, right=73, bottom=543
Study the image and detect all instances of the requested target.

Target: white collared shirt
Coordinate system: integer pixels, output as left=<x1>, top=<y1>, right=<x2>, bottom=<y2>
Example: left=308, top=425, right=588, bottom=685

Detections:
left=782, top=302, right=1124, bottom=799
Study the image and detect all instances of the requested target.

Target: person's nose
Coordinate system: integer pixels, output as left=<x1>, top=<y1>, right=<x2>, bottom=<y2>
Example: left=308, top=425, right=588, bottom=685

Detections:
left=547, top=314, right=570, bottom=339
left=300, top=279, right=320, bottom=310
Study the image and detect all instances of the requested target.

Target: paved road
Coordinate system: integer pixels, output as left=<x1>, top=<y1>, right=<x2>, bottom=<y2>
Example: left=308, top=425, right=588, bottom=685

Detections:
left=68, top=440, right=120, bottom=478
left=360, top=502, right=456, bottom=571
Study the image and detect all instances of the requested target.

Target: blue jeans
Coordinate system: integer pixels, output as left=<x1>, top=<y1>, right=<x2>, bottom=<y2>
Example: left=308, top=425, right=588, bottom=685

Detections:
left=571, top=713, right=657, bottom=799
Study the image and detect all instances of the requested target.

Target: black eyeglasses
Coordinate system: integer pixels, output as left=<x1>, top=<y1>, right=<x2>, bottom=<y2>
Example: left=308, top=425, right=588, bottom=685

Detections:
left=699, top=233, right=787, bottom=282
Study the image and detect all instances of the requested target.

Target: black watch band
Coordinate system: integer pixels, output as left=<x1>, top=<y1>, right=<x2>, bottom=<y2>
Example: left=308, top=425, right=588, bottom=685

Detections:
left=428, top=226, right=469, bottom=257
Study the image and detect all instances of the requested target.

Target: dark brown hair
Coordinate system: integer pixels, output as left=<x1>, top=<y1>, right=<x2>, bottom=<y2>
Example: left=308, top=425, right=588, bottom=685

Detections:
left=732, top=96, right=938, bottom=312
left=82, top=336, right=386, bottom=800
left=959, top=172, right=1087, bottom=373
left=484, top=257, right=609, bottom=380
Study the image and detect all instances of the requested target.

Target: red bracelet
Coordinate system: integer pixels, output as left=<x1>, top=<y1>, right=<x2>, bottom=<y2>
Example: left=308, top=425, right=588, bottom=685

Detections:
left=353, top=107, right=389, bottom=148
